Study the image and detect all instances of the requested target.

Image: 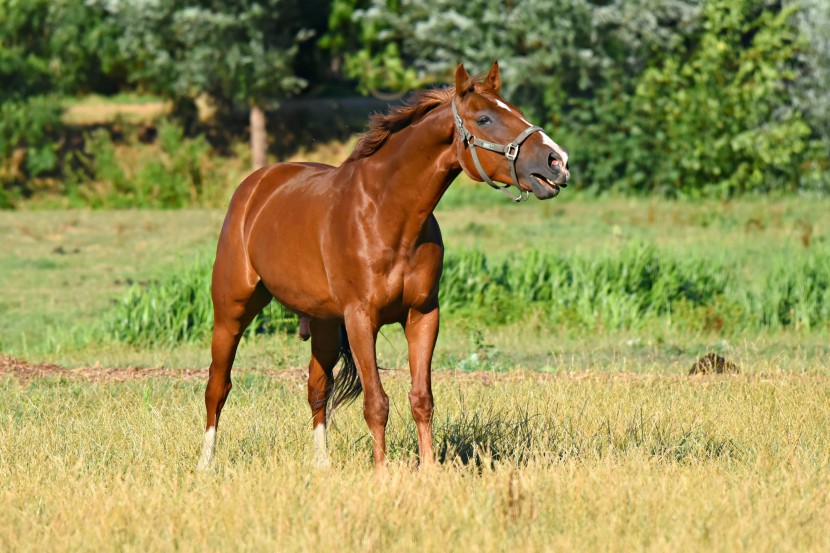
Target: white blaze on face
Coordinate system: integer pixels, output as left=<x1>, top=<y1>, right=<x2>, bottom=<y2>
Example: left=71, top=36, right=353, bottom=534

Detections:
left=540, top=132, right=569, bottom=167
left=487, top=95, right=570, bottom=180
left=494, top=99, right=532, bottom=125
left=313, top=423, right=330, bottom=468
left=196, top=426, right=216, bottom=471
left=494, top=98, right=568, bottom=166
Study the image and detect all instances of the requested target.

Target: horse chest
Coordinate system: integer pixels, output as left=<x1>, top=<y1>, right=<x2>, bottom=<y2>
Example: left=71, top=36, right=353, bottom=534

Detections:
left=332, top=244, right=440, bottom=316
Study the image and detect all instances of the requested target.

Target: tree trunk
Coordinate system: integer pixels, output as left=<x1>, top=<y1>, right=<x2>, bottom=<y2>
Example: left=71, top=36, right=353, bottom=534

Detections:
left=250, top=103, right=267, bottom=170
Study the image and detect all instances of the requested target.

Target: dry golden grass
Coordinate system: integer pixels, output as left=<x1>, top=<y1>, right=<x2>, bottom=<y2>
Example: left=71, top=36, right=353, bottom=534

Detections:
left=62, top=95, right=171, bottom=126
left=3, top=370, right=829, bottom=552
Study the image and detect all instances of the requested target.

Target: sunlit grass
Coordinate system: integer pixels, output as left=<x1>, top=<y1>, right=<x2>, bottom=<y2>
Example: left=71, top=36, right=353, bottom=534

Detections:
left=2, top=372, right=829, bottom=551
left=2, top=196, right=829, bottom=367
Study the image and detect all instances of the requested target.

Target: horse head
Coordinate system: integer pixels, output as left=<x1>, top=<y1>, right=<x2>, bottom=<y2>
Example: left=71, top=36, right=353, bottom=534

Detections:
left=453, top=61, right=569, bottom=201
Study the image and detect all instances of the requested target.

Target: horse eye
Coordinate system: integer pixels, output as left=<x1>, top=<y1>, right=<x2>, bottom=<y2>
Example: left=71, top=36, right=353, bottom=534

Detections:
left=476, top=115, right=492, bottom=127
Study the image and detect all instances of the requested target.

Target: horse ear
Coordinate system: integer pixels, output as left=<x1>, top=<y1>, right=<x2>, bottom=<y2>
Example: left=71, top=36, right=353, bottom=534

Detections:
left=455, top=63, right=474, bottom=97
left=485, top=60, right=501, bottom=92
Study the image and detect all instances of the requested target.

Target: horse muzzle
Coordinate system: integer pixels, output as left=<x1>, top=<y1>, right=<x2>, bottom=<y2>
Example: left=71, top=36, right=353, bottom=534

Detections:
left=528, top=156, right=569, bottom=199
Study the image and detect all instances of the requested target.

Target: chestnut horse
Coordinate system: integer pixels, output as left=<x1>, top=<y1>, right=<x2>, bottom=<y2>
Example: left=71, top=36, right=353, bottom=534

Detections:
left=197, top=62, right=569, bottom=470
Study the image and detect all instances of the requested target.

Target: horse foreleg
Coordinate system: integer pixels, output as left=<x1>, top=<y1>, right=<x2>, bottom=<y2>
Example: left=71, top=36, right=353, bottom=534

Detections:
left=198, top=282, right=271, bottom=471
left=343, top=308, right=387, bottom=469
left=306, top=320, right=340, bottom=468
left=404, top=306, right=438, bottom=467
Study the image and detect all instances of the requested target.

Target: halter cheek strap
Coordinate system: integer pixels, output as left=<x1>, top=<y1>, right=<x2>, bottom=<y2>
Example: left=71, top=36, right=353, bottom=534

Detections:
left=452, top=99, right=543, bottom=202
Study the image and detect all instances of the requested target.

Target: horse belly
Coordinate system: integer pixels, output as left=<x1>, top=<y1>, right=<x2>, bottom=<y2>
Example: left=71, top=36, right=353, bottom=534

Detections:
left=247, top=206, right=339, bottom=319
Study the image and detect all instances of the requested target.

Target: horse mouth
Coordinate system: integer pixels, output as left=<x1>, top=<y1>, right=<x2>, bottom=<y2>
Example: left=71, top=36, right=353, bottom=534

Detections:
left=531, top=174, right=561, bottom=198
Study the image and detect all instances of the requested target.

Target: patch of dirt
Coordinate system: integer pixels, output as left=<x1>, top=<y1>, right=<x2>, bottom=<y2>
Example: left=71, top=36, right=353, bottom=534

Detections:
left=0, top=356, right=66, bottom=382
left=689, top=353, right=740, bottom=375
left=4, top=355, right=813, bottom=386
left=0, top=355, right=308, bottom=384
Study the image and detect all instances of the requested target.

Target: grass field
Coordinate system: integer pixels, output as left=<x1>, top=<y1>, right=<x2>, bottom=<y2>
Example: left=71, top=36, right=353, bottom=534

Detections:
left=2, top=191, right=829, bottom=550
left=3, top=371, right=830, bottom=551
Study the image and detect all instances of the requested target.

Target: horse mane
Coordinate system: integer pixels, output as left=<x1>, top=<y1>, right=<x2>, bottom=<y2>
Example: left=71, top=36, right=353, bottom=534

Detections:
left=345, top=86, right=458, bottom=163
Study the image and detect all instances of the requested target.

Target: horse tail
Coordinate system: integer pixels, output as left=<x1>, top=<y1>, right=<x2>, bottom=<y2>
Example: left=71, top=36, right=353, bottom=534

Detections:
left=328, top=324, right=363, bottom=414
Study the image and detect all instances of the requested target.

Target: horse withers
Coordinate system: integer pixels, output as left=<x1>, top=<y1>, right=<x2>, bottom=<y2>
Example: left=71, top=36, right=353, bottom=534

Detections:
left=197, top=61, right=569, bottom=470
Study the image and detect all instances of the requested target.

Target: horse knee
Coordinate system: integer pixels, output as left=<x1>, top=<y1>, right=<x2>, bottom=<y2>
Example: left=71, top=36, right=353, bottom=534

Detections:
left=408, top=390, right=433, bottom=424
left=363, top=391, right=389, bottom=428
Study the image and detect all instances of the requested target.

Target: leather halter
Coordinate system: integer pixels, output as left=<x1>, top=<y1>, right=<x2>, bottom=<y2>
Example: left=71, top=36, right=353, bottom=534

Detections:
left=452, top=98, right=543, bottom=202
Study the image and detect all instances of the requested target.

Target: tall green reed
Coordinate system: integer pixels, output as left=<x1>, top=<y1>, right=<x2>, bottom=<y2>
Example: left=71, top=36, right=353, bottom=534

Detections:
left=101, top=243, right=830, bottom=345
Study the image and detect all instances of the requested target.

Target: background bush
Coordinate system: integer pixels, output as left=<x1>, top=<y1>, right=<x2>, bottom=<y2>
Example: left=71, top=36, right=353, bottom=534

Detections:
left=346, top=0, right=828, bottom=196
left=100, top=244, right=830, bottom=345
left=103, top=256, right=298, bottom=346
left=63, top=121, right=218, bottom=208
left=2, top=0, right=830, bottom=206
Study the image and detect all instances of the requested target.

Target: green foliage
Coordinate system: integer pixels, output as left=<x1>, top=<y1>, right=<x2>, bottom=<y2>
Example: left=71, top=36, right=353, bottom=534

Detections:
left=2, top=0, right=829, bottom=202
left=102, top=256, right=298, bottom=346
left=0, top=95, right=63, bottom=207
left=741, top=252, right=830, bottom=331
left=439, top=244, right=730, bottom=329
left=64, top=121, right=214, bottom=208
left=345, top=42, right=419, bottom=96
left=574, top=1, right=813, bottom=195
left=0, top=48, right=52, bottom=103
left=0, top=0, right=123, bottom=95
left=102, top=0, right=311, bottom=106
left=0, top=96, right=63, bottom=175
left=99, top=243, right=830, bottom=346
left=344, top=0, right=828, bottom=195
left=0, top=2, right=63, bottom=194
left=345, top=0, right=702, bottom=118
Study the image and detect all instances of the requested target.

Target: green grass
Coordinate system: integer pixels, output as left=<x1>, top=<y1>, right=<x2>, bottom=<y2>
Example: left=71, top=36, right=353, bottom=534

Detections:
left=3, top=195, right=830, bottom=550
left=98, top=242, right=830, bottom=350
left=2, top=372, right=829, bottom=551
left=2, top=194, right=829, bottom=369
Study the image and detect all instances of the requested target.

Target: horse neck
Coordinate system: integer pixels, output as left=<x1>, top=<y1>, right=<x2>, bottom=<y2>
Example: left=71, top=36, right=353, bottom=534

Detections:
left=349, top=102, right=460, bottom=246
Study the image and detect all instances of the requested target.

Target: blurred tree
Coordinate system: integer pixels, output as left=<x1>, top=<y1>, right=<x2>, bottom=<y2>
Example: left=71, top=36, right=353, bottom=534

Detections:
left=790, top=0, right=830, bottom=191
left=0, top=0, right=127, bottom=206
left=102, top=0, right=314, bottom=169
left=0, top=0, right=125, bottom=96
left=340, top=0, right=825, bottom=195
left=340, top=0, right=702, bottom=118
left=0, top=1, right=65, bottom=201
left=615, top=1, right=812, bottom=195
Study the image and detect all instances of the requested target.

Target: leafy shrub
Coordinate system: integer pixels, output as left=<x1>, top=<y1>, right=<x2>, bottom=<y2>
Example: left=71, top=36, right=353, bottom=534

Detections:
left=65, top=120, right=214, bottom=208
left=439, top=244, right=731, bottom=329
left=342, top=0, right=829, bottom=196
left=100, top=243, right=830, bottom=346
left=613, top=2, right=812, bottom=195
left=0, top=96, right=63, bottom=176
left=102, top=256, right=298, bottom=346
left=0, top=95, right=63, bottom=207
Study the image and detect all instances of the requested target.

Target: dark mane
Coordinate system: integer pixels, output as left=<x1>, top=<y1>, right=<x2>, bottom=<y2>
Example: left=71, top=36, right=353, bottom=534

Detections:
left=345, top=87, right=456, bottom=162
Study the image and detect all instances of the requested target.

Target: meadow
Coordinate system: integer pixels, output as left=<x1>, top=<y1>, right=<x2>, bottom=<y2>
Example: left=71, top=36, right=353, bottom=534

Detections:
left=3, top=2, right=830, bottom=549
left=2, top=185, right=830, bottom=551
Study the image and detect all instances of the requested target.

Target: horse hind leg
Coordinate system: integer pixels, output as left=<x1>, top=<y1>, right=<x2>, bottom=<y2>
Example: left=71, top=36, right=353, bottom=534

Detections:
left=306, top=320, right=342, bottom=468
left=197, top=281, right=271, bottom=471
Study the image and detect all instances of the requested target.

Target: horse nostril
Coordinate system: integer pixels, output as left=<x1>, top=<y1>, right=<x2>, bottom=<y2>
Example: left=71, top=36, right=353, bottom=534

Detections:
left=549, top=153, right=561, bottom=170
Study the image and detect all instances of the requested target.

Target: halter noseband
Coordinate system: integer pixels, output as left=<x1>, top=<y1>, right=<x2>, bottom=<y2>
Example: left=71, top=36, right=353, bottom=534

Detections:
left=452, top=98, right=543, bottom=202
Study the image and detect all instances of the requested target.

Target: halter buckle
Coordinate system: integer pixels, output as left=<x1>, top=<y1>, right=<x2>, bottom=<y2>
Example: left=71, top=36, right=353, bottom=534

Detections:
left=505, top=143, right=519, bottom=161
